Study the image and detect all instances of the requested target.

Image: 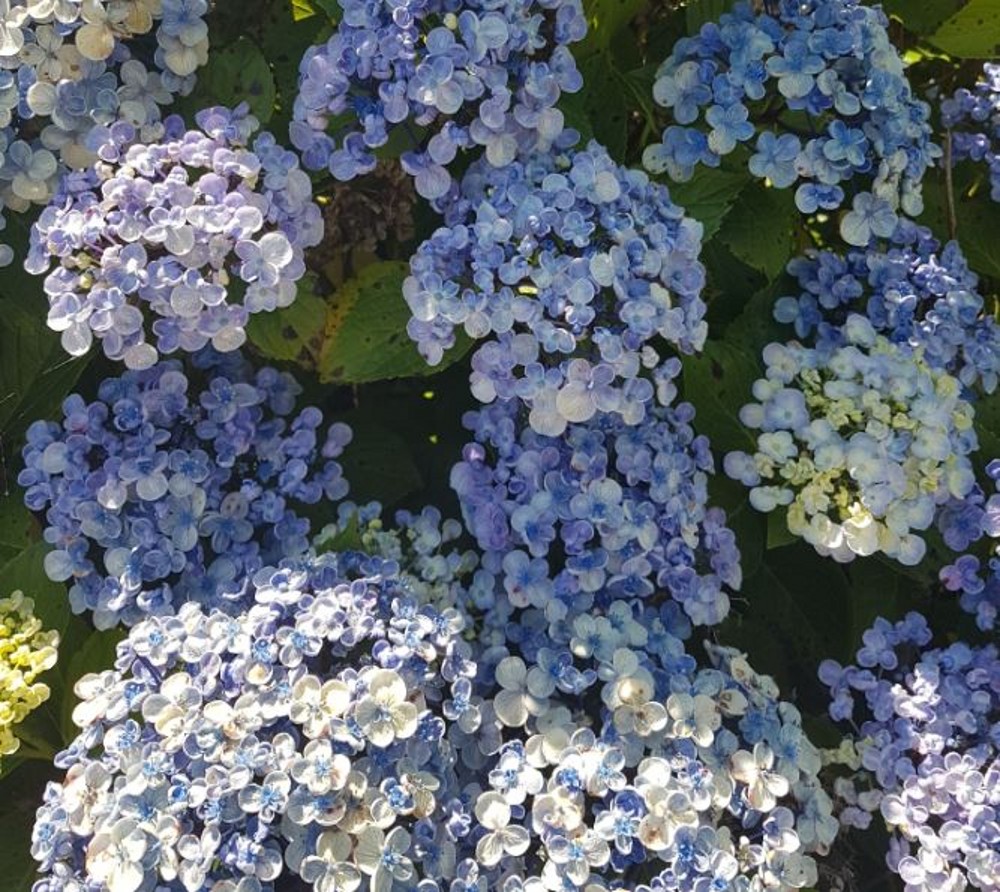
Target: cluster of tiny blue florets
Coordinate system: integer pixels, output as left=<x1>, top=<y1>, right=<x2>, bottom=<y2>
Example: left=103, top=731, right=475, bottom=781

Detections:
left=821, top=613, right=1000, bottom=892
left=25, top=104, right=323, bottom=368
left=18, top=349, right=352, bottom=628
left=460, top=628, right=834, bottom=892
left=291, top=0, right=587, bottom=199
left=405, top=141, right=708, bottom=436
left=773, top=221, right=1000, bottom=394
left=644, top=0, right=940, bottom=246
left=938, top=456, right=1000, bottom=632
left=942, top=62, right=1000, bottom=201
left=452, top=373, right=741, bottom=627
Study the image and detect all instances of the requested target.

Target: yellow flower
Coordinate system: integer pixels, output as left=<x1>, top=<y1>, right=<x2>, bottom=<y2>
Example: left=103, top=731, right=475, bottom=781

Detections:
left=0, top=591, right=59, bottom=760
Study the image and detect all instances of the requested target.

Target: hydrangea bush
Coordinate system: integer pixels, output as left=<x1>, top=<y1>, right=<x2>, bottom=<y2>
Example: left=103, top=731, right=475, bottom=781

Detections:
left=0, top=1, right=997, bottom=892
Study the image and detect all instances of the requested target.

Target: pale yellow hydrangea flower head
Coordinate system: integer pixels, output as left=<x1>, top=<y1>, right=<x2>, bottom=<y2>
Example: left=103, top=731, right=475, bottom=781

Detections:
left=0, top=590, right=60, bottom=758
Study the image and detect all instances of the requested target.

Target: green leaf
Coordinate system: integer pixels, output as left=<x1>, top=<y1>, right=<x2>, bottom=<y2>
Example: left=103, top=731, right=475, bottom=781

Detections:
left=718, top=182, right=798, bottom=279
left=0, top=542, right=69, bottom=638
left=576, top=52, right=630, bottom=160
left=766, top=511, right=797, bottom=550
left=921, top=164, right=1000, bottom=280
left=315, top=510, right=365, bottom=553
left=247, top=278, right=328, bottom=367
left=974, top=386, right=1000, bottom=464
left=667, top=168, right=749, bottom=241
left=682, top=339, right=760, bottom=456
left=337, top=410, right=423, bottom=507
left=724, top=278, right=790, bottom=357
left=0, top=299, right=89, bottom=441
left=579, top=0, right=646, bottom=51
left=685, top=0, right=731, bottom=32
left=0, top=488, right=32, bottom=553
left=317, top=261, right=471, bottom=383
left=175, top=37, right=277, bottom=124
left=881, top=0, right=964, bottom=34
left=929, top=0, right=1000, bottom=56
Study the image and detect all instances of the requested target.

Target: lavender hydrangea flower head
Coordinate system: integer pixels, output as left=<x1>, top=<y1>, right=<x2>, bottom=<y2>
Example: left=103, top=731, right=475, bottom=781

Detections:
left=725, top=316, right=978, bottom=566
left=290, top=0, right=587, bottom=198
left=644, top=0, right=940, bottom=246
left=821, top=613, right=1000, bottom=892
left=773, top=221, right=1000, bottom=395
left=26, top=105, right=323, bottom=368
left=0, top=0, right=211, bottom=264
left=405, top=140, right=708, bottom=435
left=30, top=550, right=478, bottom=892
left=18, top=349, right=351, bottom=628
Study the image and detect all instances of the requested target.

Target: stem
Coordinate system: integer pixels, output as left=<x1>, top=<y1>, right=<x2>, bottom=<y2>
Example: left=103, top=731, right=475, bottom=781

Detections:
left=944, top=129, right=958, bottom=242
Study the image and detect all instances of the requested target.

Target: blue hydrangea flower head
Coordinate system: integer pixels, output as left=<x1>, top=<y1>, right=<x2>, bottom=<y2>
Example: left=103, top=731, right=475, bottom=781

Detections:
left=291, top=0, right=587, bottom=198
left=0, top=0, right=211, bottom=264
left=452, top=380, right=741, bottom=627
left=18, top=348, right=351, bottom=628
left=725, top=319, right=978, bottom=565
left=30, top=551, right=477, bottom=892
left=942, top=62, right=1000, bottom=201
left=773, top=221, right=1000, bottom=395
left=643, top=0, right=940, bottom=246
left=821, top=613, right=1000, bottom=892
left=406, top=140, right=708, bottom=435
left=457, top=613, right=835, bottom=892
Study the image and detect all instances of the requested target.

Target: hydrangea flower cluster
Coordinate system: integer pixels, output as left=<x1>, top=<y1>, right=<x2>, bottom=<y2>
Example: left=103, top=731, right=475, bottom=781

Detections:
left=0, top=590, right=60, bottom=760
left=643, top=0, right=939, bottom=245
left=26, top=104, right=323, bottom=368
left=773, top=221, right=1000, bottom=394
left=937, top=457, right=1000, bottom=631
left=820, top=613, right=1000, bottom=892
left=724, top=316, right=978, bottom=566
left=941, top=63, right=1000, bottom=200
left=317, top=502, right=480, bottom=612
left=0, top=0, right=211, bottom=264
left=17, top=350, right=352, bottom=628
left=30, top=552, right=479, bottom=892
left=290, top=0, right=587, bottom=199
left=452, top=376, right=741, bottom=627
left=460, top=611, right=835, bottom=892
left=405, top=141, right=708, bottom=436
